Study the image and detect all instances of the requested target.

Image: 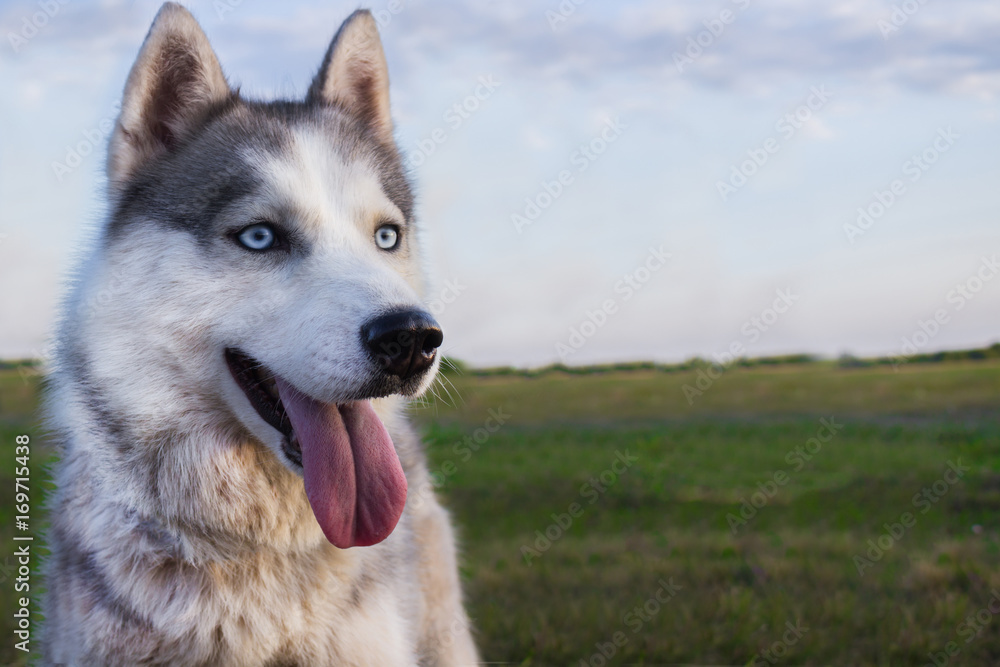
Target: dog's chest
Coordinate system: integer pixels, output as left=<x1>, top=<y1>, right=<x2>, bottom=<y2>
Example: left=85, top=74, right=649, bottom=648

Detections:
left=131, top=543, right=419, bottom=666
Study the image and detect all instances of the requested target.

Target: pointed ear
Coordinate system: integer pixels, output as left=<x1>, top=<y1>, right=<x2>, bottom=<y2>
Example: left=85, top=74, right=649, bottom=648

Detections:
left=307, top=10, right=393, bottom=144
left=108, top=2, right=231, bottom=190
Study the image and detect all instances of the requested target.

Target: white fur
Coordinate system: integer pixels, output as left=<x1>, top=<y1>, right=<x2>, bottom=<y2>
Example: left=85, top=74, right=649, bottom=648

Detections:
left=41, top=5, right=478, bottom=665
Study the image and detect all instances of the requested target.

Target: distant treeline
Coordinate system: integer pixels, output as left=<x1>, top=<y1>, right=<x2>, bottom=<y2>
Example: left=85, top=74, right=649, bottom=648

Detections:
left=0, top=359, right=41, bottom=371
left=4, top=344, right=999, bottom=377
left=836, top=342, right=1000, bottom=369
left=442, top=343, right=1000, bottom=378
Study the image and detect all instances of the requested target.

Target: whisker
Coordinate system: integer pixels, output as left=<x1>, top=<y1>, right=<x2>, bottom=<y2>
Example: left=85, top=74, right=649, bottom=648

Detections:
left=436, top=372, right=463, bottom=408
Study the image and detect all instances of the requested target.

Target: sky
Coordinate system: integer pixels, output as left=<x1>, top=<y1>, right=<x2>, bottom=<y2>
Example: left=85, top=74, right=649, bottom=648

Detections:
left=1, top=0, right=999, bottom=368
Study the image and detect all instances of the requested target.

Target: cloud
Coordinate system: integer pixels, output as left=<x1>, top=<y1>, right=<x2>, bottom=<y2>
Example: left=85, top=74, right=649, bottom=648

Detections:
left=378, top=0, right=1000, bottom=96
left=7, top=1, right=1000, bottom=99
left=3, top=0, right=1000, bottom=365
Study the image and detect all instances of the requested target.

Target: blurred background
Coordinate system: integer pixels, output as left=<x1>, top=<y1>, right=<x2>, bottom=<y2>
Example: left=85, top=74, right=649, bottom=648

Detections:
left=2, top=0, right=999, bottom=366
left=2, top=1, right=1000, bottom=665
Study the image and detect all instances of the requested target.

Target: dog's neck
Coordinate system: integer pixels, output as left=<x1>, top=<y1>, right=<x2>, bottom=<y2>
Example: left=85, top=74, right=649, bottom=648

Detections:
left=49, top=340, right=337, bottom=562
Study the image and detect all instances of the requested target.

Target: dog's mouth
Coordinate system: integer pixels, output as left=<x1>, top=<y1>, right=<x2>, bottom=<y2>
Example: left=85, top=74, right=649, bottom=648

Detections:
left=225, top=348, right=301, bottom=465
left=224, top=348, right=408, bottom=549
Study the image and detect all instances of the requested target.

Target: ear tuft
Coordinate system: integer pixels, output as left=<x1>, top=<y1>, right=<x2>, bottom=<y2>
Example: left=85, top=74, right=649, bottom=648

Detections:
left=108, top=2, right=230, bottom=190
left=307, top=10, right=393, bottom=144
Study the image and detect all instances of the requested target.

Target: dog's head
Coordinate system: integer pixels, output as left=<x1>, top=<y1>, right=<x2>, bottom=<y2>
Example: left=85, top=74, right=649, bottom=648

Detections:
left=96, top=3, right=438, bottom=548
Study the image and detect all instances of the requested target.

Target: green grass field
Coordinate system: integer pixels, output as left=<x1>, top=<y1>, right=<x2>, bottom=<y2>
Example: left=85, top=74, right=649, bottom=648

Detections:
left=2, top=360, right=1000, bottom=665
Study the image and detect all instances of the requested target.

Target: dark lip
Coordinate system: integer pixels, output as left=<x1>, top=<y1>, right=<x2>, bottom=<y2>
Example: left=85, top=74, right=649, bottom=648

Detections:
left=224, top=348, right=301, bottom=466
left=357, top=367, right=435, bottom=400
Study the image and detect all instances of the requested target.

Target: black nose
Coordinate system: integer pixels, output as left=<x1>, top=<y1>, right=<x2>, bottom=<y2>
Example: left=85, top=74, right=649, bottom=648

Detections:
left=361, top=309, right=443, bottom=381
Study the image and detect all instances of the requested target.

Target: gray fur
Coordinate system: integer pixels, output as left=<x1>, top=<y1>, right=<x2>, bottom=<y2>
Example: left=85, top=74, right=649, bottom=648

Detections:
left=41, top=4, right=478, bottom=665
left=109, top=102, right=414, bottom=245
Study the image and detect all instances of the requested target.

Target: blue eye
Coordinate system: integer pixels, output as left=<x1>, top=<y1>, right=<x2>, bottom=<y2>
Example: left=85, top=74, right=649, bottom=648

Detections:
left=237, top=224, right=276, bottom=251
left=375, top=224, right=400, bottom=250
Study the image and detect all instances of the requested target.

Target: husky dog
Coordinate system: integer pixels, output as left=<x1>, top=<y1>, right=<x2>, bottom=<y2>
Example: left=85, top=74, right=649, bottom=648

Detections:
left=41, top=4, right=479, bottom=665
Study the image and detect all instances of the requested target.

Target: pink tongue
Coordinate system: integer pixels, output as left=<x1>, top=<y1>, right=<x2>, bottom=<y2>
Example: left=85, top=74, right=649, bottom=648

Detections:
left=274, top=377, right=407, bottom=548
